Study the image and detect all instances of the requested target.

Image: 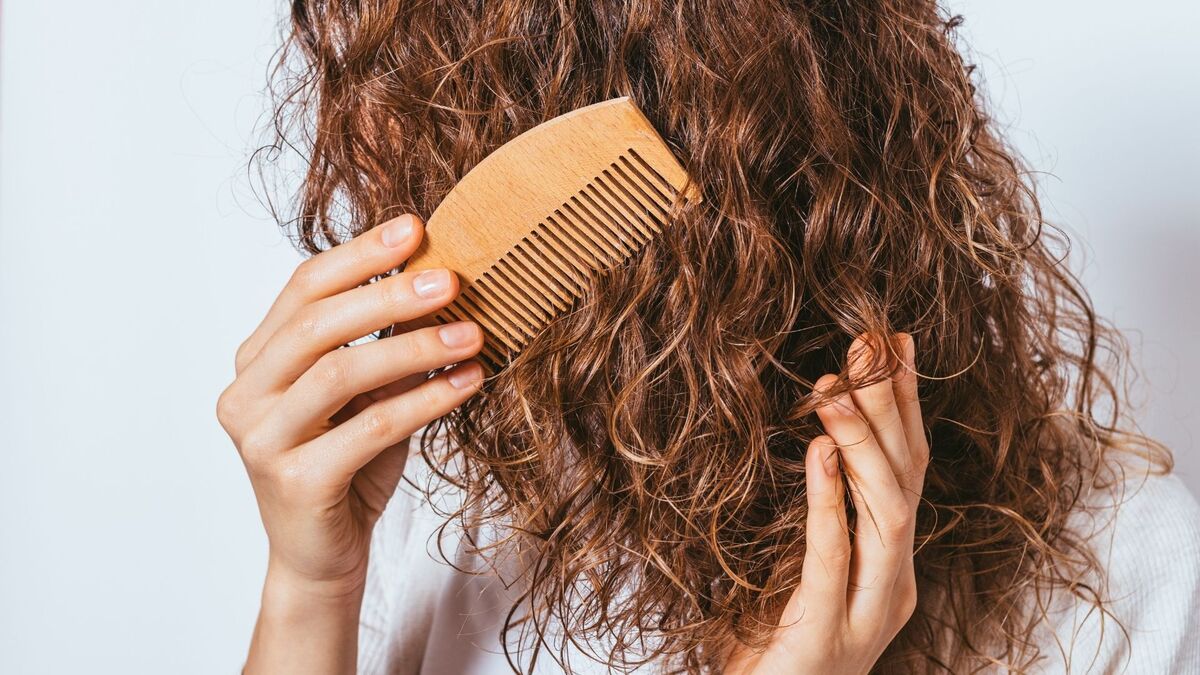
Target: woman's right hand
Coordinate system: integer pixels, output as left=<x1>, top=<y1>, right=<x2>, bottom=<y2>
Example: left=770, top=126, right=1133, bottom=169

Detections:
left=216, top=213, right=484, bottom=675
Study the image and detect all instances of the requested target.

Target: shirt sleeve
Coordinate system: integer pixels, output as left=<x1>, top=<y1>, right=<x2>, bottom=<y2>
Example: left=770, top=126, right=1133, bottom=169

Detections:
left=1033, top=467, right=1200, bottom=674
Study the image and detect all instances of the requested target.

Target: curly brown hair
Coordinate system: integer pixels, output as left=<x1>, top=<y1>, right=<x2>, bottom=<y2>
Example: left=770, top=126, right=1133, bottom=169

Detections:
left=260, top=1, right=1170, bottom=672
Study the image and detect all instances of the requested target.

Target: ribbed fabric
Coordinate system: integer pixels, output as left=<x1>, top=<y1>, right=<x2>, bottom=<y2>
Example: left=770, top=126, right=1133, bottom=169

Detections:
left=358, top=455, right=1200, bottom=674
left=1025, top=461, right=1200, bottom=674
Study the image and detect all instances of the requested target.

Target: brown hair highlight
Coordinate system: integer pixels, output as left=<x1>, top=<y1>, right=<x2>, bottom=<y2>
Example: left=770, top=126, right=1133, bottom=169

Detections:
left=261, top=1, right=1171, bottom=672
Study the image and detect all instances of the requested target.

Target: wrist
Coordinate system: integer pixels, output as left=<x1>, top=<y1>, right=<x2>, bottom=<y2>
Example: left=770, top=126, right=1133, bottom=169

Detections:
left=262, top=557, right=368, bottom=612
left=245, top=559, right=366, bottom=675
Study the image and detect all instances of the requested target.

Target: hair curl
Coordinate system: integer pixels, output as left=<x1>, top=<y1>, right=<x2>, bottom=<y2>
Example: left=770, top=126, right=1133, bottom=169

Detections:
left=261, top=1, right=1170, bottom=672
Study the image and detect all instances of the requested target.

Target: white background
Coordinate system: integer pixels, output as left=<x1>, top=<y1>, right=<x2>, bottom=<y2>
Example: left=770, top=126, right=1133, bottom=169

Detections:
left=1, top=2, right=1196, bottom=673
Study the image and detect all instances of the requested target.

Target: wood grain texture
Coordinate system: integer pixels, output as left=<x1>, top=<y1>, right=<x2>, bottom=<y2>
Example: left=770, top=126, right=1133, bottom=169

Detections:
left=402, top=96, right=701, bottom=372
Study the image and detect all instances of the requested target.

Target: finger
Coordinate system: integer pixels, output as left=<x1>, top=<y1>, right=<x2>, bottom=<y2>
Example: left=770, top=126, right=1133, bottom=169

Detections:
left=239, top=266, right=460, bottom=392
left=255, top=321, right=484, bottom=449
left=888, top=333, right=927, bottom=630
left=302, top=360, right=485, bottom=477
left=783, top=436, right=849, bottom=627
left=813, top=374, right=910, bottom=623
left=890, top=552, right=920, bottom=634
left=892, top=333, right=930, bottom=507
left=331, top=363, right=435, bottom=423
left=846, top=334, right=915, bottom=510
left=747, top=438, right=847, bottom=672
left=235, top=214, right=425, bottom=373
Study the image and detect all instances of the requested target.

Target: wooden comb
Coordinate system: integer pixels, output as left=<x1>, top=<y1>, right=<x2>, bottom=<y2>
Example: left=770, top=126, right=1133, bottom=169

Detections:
left=401, top=96, right=702, bottom=373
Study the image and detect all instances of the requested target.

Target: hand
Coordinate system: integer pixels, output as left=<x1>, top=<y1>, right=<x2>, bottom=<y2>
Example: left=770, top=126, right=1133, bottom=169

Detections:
left=216, top=213, right=484, bottom=674
left=727, top=333, right=929, bottom=675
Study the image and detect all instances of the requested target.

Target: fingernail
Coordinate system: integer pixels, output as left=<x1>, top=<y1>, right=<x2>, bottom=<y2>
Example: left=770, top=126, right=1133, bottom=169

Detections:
left=447, top=361, right=482, bottom=389
left=381, top=215, right=414, bottom=248
left=438, top=321, right=479, bottom=348
left=412, top=269, right=450, bottom=298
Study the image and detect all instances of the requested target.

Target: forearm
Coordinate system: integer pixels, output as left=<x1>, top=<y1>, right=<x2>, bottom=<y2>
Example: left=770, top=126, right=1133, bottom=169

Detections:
left=244, top=561, right=365, bottom=675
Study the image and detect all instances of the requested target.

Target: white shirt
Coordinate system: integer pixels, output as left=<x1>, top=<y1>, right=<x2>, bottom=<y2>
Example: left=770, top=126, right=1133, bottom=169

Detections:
left=357, top=454, right=1200, bottom=674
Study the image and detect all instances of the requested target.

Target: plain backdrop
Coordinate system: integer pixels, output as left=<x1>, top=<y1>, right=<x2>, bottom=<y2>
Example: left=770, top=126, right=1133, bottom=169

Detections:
left=1, top=2, right=1196, bottom=673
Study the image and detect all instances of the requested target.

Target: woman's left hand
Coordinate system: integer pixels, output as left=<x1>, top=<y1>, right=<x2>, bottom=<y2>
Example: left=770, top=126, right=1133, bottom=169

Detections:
left=727, top=333, right=929, bottom=675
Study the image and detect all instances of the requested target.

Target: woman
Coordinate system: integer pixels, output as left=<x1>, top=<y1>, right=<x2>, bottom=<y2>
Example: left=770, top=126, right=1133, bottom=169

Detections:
left=219, top=1, right=1200, bottom=672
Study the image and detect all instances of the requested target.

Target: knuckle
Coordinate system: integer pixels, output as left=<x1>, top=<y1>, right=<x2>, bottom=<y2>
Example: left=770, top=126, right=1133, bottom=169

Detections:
left=822, top=538, right=853, bottom=567
left=312, top=352, right=351, bottom=391
left=215, top=387, right=240, bottom=428
left=908, top=443, right=932, bottom=479
left=274, top=454, right=318, bottom=491
left=290, top=307, right=326, bottom=342
left=893, top=379, right=920, bottom=403
left=379, top=275, right=409, bottom=305
left=880, top=524, right=908, bottom=545
left=878, top=512, right=912, bottom=541
left=913, top=454, right=931, bottom=482
left=388, top=332, right=422, bottom=363
left=862, top=398, right=901, bottom=428
left=876, top=400, right=903, bottom=423
left=289, top=258, right=322, bottom=295
left=234, top=339, right=255, bottom=372
left=239, top=429, right=278, bottom=462
left=895, top=577, right=919, bottom=622
left=915, top=438, right=932, bottom=467
left=854, top=391, right=886, bottom=413
left=417, top=379, right=449, bottom=410
left=360, top=407, right=397, bottom=441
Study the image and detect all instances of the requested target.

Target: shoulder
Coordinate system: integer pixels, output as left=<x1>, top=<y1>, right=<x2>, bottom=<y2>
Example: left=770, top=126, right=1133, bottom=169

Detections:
left=1033, top=456, right=1200, bottom=673
left=1102, top=462, right=1200, bottom=571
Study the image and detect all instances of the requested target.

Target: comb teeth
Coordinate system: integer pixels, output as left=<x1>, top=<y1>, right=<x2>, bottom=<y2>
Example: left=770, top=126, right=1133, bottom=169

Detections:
left=429, top=147, right=686, bottom=372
